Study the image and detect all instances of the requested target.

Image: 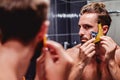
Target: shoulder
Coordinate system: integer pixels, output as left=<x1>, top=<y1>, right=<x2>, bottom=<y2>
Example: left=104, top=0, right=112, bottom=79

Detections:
left=115, top=45, right=120, bottom=55
left=66, top=44, right=81, bottom=60
left=66, top=44, right=81, bottom=54
left=115, top=45, right=120, bottom=65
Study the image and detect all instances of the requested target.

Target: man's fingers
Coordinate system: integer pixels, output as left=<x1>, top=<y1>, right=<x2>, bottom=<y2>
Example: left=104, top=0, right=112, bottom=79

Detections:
left=46, top=40, right=65, bottom=56
left=44, top=48, right=53, bottom=66
left=87, top=51, right=96, bottom=58
left=82, top=38, right=95, bottom=47
left=84, top=43, right=95, bottom=52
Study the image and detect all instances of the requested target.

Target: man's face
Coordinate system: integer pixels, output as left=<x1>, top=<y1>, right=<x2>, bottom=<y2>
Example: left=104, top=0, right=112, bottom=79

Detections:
left=78, top=13, right=98, bottom=44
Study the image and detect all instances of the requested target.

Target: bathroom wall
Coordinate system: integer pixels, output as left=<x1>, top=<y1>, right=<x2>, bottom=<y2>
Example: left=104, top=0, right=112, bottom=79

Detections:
left=49, top=0, right=87, bottom=49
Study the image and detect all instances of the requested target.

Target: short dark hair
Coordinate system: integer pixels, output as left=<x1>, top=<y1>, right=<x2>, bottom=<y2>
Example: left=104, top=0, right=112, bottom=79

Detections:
left=80, top=2, right=112, bottom=27
left=0, top=0, right=49, bottom=44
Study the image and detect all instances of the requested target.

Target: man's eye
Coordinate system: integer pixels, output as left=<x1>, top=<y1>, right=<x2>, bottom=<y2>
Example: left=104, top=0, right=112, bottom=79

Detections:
left=83, top=25, right=92, bottom=29
left=84, top=26, right=89, bottom=29
left=78, top=25, right=81, bottom=29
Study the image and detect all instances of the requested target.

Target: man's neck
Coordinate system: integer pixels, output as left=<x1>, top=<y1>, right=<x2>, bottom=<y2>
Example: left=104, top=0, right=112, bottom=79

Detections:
left=0, top=40, right=36, bottom=80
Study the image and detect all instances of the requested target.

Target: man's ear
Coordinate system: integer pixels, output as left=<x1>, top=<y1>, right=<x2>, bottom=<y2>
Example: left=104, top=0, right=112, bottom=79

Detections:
left=36, top=20, right=49, bottom=42
left=102, top=25, right=109, bottom=35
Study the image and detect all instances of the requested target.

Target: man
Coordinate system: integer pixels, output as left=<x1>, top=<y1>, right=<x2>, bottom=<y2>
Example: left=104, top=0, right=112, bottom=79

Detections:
left=67, top=2, right=120, bottom=80
left=0, top=0, right=73, bottom=80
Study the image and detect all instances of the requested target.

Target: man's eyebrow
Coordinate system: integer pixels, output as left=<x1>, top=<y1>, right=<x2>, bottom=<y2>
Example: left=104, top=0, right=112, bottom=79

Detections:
left=83, top=24, right=93, bottom=27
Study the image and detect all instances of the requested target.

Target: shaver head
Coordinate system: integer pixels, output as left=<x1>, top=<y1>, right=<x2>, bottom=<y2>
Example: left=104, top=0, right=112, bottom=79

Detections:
left=91, top=31, right=98, bottom=38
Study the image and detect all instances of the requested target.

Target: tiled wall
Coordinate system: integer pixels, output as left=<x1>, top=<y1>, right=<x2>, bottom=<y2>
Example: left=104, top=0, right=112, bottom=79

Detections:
left=48, top=0, right=87, bottom=49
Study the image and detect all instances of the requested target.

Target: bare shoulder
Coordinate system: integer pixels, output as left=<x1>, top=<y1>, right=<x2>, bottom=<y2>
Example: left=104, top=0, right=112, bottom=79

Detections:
left=66, top=44, right=81, bottom=53
left=66, top=44, right=81, bottom=60
left=115, top=45, right=120, bottom=55
left=115, top=45, right=120, bottom=65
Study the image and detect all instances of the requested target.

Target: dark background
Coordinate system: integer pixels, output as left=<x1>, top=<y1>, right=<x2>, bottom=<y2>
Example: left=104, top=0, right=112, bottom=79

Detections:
left=48, top=0, right=87, bottom=49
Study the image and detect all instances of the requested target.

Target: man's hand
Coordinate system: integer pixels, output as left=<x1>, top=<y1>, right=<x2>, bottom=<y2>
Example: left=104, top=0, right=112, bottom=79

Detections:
left=79, top=38, right=96, bottom=65
left=100, top=36, right=120, bottom=80
left=44, top=40, right=73, bottom=80
left=68, top=38, right=96, bottom=80
left=100, top=36, right=117, bottom=61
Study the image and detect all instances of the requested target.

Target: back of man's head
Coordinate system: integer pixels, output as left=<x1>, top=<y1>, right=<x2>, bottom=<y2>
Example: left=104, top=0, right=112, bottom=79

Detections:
left=0, top=0, right=49, bottom=44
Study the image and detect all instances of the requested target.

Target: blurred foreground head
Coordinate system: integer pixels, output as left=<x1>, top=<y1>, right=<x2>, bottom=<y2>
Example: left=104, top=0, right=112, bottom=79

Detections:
left=0, top=0, right=50, bottom=44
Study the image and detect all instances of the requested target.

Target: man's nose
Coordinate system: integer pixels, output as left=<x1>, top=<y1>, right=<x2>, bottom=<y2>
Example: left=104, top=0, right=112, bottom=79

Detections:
left=78, top=27, right=85, bottom=36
